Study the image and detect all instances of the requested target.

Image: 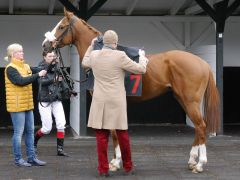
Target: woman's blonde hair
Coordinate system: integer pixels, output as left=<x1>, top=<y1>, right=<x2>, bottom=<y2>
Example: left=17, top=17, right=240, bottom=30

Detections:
left=4, top=43, right=23, bottom=61
left=103, top=30, right=118, bottom=45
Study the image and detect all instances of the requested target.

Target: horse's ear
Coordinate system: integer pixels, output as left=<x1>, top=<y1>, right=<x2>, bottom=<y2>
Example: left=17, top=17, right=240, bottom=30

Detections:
left=64, top=8, right=74, bottom=20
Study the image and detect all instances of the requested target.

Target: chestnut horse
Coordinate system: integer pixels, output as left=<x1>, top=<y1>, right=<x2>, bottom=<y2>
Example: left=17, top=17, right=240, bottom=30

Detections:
left=42, top=10, right=220, bottom=173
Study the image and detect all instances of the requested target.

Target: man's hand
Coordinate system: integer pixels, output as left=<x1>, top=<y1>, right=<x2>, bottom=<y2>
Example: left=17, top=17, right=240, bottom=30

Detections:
left=91, top=37, right=98, bottom=47
left=138, top=49, right=145, bottom=56
left=58, top=76, right=63, bottom=81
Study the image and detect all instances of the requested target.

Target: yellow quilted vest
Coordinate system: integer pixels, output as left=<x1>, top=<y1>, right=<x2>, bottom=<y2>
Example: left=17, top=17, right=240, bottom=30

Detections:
left=5, top=58, right=34, bottom=112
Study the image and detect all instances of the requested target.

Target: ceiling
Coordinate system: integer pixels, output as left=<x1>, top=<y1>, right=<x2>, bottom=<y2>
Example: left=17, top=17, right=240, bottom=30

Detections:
left=0, top=0, right=239, bottom=16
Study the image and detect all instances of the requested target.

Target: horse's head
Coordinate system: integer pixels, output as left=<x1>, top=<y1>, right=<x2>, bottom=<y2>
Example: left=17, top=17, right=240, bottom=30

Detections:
left=43, top=9, right=101, bottom=59
left=42, top=10, right=76, bottom=51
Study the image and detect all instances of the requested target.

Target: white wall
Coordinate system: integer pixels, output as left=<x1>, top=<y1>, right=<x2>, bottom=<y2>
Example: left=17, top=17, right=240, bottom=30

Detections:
left=0, top=15, right=240, bottom=67
left=0, top=15, right=70, bottom=67
left=88, top=16, right=240, bottom=67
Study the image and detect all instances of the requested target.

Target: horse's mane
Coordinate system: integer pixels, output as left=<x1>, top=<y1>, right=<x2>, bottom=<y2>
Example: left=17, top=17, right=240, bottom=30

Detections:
left=80, top=18, right=102, bottom=35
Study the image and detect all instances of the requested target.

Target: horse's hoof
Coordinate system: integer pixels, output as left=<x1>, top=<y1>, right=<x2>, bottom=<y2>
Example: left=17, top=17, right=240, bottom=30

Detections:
left=191, top=166, right=203, bottom=173
left=109, top=158, right=121, bottom=171
left=192, top=168, right=199, bottom=173
left=109, top=163, right=120, bottom=172
left=188, top=163, right=196, bottom=170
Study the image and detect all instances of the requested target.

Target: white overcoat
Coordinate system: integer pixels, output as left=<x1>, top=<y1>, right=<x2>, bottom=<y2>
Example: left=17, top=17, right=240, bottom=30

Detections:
left=82, top=46, right=147, bottom=130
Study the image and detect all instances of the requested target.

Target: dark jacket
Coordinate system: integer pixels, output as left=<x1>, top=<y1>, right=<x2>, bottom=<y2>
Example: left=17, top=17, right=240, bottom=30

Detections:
left=6, top=66, right=40, bottom=86
left=38, top=60, right=63, bottom=102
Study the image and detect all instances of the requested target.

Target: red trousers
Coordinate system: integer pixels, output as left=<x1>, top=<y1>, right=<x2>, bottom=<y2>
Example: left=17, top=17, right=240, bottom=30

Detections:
left=95, top=129, right=133, bottom=174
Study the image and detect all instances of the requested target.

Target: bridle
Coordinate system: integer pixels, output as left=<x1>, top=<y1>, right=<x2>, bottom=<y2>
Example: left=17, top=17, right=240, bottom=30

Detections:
left=52, top=17, right=89, bottom=87
left=45, top=16, right=89, bottom=95
left=39, top=15, right=92, bottom=105
left=53, top=16, right=77, bottom=48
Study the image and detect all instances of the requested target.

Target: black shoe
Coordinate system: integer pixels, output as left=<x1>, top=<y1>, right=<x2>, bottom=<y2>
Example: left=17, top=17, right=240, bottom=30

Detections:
left=34, top=131, right=42, bottom=153
left=57, top=150, right=69, bottom=157
left=34, top=145, right=38, bottom=155
left=99, top=172, right=112, bottom=178
left=57, top=138, right=69, bottom=156
left=123, top=169, right=135, bottom=176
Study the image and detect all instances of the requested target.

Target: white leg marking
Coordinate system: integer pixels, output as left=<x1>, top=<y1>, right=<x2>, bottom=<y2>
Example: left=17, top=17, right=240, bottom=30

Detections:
left=188, top=145, right=199, bottom=165
left=193, top=144, right=207, bottom=173
left=109, top=145, right=122, bottom=171
left=199, top=144, right=207, bottom=164
left=115, top=145, right=121, bottom=159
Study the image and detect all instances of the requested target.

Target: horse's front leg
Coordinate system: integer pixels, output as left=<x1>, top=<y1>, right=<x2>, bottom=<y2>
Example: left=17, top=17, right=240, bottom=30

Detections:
left=189, top=123, right=207, bottom=173
left=185, top=102, right=207, bottom=173
left=109, top=130, right=122, bottom=171
left=192, top=124, right=207, bottom=173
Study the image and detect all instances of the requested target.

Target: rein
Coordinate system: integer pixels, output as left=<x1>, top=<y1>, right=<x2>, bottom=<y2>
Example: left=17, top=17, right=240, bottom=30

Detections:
left=46, top=16, right=92, bottom=95
left=52, top=16, right=89, bottom=85
left=54, top=48, right=89, bottom=85
left=54, top=17, right=76, bottom=47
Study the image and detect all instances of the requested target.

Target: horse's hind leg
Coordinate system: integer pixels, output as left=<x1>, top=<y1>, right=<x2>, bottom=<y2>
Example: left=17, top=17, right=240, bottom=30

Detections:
left=109, top=130, right=122, bottom=171
left=185, top=102, right=207, bottom=173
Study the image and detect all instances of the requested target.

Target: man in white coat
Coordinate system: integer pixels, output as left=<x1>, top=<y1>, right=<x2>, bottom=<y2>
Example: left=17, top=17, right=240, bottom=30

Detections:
left=82, top=30, right=148, bottom=177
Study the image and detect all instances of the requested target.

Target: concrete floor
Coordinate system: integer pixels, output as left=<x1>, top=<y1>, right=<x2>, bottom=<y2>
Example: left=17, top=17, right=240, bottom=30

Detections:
left=0, top=125, right=240, bottom=180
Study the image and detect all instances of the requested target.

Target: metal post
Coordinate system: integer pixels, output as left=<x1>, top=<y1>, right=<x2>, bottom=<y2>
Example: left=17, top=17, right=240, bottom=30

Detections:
left=69, top=46, right=81, bottom=135
left=79, top=62, right=87, bottom=136
left=216, top=31, right=224, bottom=134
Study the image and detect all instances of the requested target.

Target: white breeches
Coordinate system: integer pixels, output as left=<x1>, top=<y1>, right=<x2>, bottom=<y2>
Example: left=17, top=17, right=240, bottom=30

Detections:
left=38, top=101, right=66, bottom=134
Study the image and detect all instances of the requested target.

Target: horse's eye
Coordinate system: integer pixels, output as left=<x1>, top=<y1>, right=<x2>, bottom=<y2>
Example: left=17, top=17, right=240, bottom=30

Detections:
left=59, top=26, right=64, bottom=30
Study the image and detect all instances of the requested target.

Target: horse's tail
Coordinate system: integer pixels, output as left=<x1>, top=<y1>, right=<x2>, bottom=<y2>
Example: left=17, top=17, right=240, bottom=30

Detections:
left=203, top=68, right=220, bottom=134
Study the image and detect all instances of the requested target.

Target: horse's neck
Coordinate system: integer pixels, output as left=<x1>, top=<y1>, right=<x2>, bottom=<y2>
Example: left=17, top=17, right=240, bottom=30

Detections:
left=73, top=19, right=101, bottom=60
left=75, top=43, right=90, bottom=60
left=74, top=38, right=93, bottom=60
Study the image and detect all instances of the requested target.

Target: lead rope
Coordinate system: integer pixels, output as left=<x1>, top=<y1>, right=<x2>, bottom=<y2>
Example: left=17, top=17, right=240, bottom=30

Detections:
left=54, top=48, right=89, bottom=96
left=55, top=48, right=89, bottom=84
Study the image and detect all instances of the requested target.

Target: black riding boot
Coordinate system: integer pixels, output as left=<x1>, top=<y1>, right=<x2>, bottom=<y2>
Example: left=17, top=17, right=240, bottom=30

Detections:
left=57, top=138, right=68, bottom=156
left=34, top=130, right=44, bottom=154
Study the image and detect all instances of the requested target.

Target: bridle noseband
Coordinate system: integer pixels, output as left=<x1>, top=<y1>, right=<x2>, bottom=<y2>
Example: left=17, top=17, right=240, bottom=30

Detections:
left=54, top=16, right=76, bottom=48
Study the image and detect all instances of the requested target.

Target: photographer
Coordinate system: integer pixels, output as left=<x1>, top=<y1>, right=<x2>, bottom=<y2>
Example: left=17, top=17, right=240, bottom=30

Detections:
left=34, top=50, right=68, bottom=156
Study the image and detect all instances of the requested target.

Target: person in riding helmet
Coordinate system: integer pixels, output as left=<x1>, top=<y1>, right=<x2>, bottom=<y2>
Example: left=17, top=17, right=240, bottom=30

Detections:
left=34, top=50, right=68, bottom=156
